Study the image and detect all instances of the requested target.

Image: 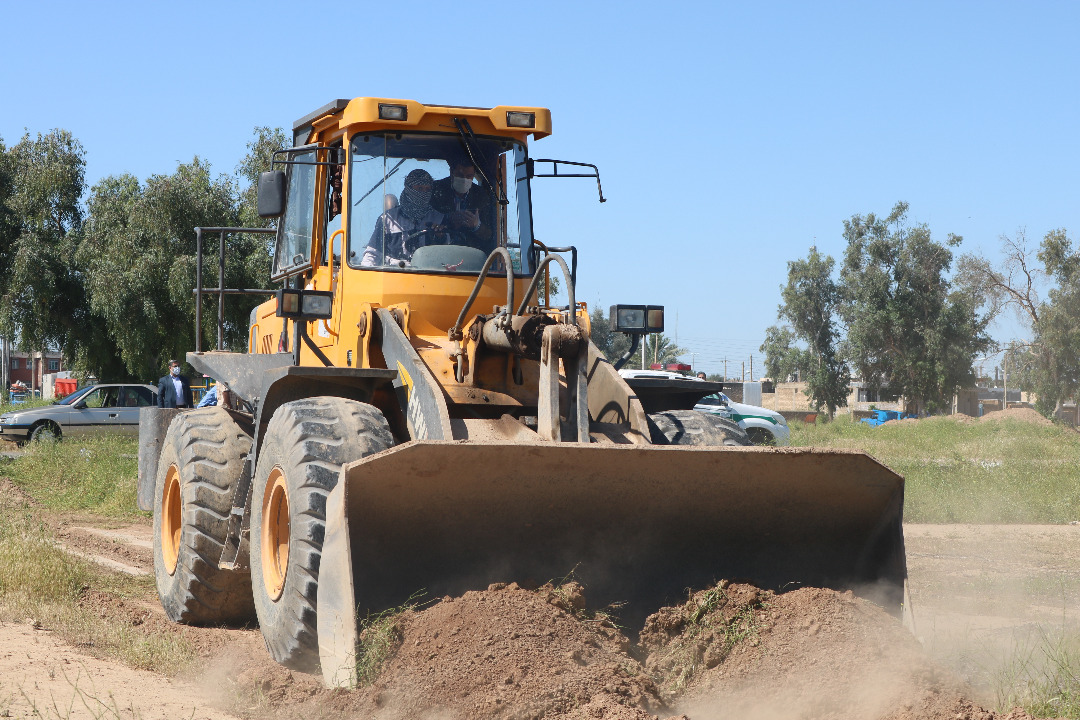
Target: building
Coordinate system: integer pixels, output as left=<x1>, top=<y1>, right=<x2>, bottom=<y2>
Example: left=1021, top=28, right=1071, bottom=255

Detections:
left=8, top=351, right=64, bottom=393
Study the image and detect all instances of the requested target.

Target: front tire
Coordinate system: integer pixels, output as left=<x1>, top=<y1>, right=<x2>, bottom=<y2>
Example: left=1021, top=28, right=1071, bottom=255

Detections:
left=30, top=421, right=61, bottom=442
left=250, top=397, right=394, bottom=672
left=647, top=410, right=751, bottom=447
left=746, top=427, right=777, bottom=446
left=152, top=407, right=255, bottom=624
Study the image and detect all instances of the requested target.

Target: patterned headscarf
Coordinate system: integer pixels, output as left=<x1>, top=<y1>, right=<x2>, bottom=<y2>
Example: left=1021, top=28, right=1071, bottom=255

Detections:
left=399, top=169, right=434, bottom=221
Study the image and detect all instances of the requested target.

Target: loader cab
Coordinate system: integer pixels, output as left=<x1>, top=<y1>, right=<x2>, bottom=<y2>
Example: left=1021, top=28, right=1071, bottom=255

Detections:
left=266, top=133, right=536, bottom=282
left=345, top=133, right=534, bottom=276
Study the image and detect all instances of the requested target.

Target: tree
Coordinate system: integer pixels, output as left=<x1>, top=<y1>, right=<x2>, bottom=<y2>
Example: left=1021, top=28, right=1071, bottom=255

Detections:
left=589, top=306, right=630, bottom=363
left=775, top=248, right=849, bottom=417
left=78, top=158, right=255, bottom=379
left=840, top=202, right=991, bottom=415
left=237, top=126, right=288, bottom=230
left=759, top=324, right=809, bottom=383
left=643, top=333, right=685, bottom=368
left=0, top=136, right=13, bottom=400
left=0, top=127, right=284, bottom=384
left=0, top=130, right=124, bottom=380
left=958, top=229, right=1080, bottom=416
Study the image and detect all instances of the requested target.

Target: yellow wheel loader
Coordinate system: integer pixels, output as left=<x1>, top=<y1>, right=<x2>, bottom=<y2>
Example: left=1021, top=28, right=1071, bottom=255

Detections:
left=137, top=97, right=909, bottom=687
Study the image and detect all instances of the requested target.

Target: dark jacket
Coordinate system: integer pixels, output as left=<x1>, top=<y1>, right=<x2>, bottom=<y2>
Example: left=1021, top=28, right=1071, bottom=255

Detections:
left=430, top=177, right=496, bottom=255
left=157, top=373, right=194, bottom=408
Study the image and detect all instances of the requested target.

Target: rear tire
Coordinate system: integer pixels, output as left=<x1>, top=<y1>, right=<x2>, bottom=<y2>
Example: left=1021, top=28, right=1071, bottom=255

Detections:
left=647, top=410, right=751, bottom=447
left=152, top=407, right=256, bottom=624
left=250, top=397, right=394, bottom=672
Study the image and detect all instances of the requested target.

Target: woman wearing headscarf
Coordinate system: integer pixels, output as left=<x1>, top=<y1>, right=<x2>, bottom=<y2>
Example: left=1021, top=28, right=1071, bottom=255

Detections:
left=361, top=168, right=447, bottom=267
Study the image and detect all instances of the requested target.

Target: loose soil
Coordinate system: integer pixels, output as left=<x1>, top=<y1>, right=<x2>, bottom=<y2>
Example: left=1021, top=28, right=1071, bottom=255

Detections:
left=4, top=411, right=1078, bottom=719
left=976, top=408, right=1055, bottom=426
left=5, top=516, right=1072, bottom=720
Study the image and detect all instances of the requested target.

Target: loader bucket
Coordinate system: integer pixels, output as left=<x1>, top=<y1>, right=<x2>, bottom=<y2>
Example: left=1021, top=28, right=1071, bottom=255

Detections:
left=318, top=441, right=907, bottom=687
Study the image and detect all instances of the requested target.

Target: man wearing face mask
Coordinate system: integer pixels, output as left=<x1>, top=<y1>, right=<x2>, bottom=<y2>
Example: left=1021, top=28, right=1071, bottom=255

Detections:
left=431, top=153, right=494, bottom=254
left=157, top=359, right=194, bottom=409
left=362, top=168, right=447, bottom=267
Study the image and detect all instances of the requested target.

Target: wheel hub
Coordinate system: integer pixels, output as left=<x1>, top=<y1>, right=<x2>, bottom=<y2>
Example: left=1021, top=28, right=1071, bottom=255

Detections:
left=261, top=467, right=291, bottom=601
left=161, top=465, right=182, bottom=575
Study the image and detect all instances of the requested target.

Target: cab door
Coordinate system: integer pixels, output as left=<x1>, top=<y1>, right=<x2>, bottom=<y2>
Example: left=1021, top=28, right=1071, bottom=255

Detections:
left=270, top=148, right=320, bottom=283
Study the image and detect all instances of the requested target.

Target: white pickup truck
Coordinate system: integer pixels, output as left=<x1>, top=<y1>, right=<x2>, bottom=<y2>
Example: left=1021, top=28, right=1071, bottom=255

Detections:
left=617, top=370, right=789, bottom=446
left=694, top=392, right=790, bottom=446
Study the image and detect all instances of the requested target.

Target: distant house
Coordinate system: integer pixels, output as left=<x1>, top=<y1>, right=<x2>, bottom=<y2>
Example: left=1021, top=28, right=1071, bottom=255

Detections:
left=8, top=351, right=64, bottom=393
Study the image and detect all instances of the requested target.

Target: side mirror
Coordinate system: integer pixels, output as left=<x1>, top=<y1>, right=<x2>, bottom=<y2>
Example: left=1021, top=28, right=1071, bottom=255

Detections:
left=73, top=400, right=86, bottom=409
left=258, top=171, right=287, bottom=218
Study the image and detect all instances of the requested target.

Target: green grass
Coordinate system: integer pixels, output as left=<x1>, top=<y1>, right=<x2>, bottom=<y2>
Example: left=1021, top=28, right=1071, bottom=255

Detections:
left=989, top=625, right=1080, bottom=717
left=0, top=506, right=196, bottom=676
left=652, top=583, right=766, bottom=694
left=354, top=602, right=416, bottom=686
left=790, top=416, right=1080, bottom=523
left=0, top=397, right=54, bottom=415
left=2, top=435, right=143, bottom=520
left=0, top=509, right=91, bottom=605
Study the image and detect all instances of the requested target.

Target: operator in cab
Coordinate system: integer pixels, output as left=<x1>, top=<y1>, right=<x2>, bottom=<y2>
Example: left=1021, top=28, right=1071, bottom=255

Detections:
left=431, top=152, right=495, bottom=255
left=361, top=169, right=447, bottom=267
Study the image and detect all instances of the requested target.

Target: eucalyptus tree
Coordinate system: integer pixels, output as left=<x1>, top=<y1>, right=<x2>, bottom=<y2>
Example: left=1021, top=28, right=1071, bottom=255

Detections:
left=840, top=202, right=991, bottom=415
left=774, top=248, right=849, bottom=417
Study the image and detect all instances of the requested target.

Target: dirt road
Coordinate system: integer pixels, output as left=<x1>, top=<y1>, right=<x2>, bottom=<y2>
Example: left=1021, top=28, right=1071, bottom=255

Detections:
left=3, top=519, right=1076, bottom=719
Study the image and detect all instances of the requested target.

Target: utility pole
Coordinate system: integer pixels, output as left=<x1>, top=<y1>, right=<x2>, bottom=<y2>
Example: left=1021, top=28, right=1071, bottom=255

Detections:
left=1003, top=347, right=1008, bottom=411
left=741, top=362, right=745, bottom=382
left=724, top=357, right=727, bottom=381
left=750, top=355, right=753, bottom=382
left=0, top=336, right=7, bottom=403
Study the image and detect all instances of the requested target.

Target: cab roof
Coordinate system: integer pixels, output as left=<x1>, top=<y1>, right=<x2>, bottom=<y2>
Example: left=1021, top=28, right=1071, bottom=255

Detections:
left=292, top=98, right=552, bottom=146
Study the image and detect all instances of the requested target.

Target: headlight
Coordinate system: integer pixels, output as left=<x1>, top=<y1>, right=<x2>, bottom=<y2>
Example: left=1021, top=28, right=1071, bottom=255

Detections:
left=778, top=415, right=788, bottom=426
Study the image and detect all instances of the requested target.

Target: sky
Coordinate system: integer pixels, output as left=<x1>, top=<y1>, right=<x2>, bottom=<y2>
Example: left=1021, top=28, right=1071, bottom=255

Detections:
left=3, top=0, right=1077, bottom=378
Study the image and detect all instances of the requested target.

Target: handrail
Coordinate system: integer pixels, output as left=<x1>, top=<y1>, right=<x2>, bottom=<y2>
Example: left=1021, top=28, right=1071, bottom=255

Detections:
left=194, top=227, right=278, bottom=352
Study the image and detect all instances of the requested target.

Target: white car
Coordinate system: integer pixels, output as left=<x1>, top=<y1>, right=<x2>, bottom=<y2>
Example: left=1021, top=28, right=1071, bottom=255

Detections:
left=0, top=383, right=158, bottom=443
left=694, top=392, right=790, bottom=446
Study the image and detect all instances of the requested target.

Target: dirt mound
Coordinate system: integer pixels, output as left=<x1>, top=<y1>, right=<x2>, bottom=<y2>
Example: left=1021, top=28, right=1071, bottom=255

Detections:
left=642, top=583, right=1005, bottom=719
left=978, top=407, right=1052, bottom=426
left=193, top=581, right=1045, bottom=720
left=311, top=582, right=673, bottom=719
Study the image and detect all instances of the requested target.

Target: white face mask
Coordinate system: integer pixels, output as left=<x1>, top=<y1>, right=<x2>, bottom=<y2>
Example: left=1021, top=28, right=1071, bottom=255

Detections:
left=170, top=366, right=180, bottom=377
left=451, top=175, right=473, bottom=194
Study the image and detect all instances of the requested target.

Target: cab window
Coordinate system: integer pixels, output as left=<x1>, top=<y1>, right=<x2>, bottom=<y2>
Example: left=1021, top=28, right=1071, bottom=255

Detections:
left=272, top=149, right=318, bottom=279
left=346, top=134, right=534, bottom=275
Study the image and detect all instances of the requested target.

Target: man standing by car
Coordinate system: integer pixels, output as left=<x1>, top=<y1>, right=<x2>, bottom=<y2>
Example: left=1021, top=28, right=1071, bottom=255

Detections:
left=157, top=360, right=193, bottom=409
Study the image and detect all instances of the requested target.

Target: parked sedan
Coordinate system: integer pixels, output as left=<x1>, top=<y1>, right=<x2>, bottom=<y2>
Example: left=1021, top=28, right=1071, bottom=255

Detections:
left=0, top=383, right=158, bottom=443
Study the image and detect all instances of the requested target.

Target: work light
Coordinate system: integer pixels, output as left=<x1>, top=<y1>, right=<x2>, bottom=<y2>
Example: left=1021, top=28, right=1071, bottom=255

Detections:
left=610, top=305, right=664, bottom=334
left=276, top=289, right=334, bottom=320
left=378, top=104, right=408, bottom=121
